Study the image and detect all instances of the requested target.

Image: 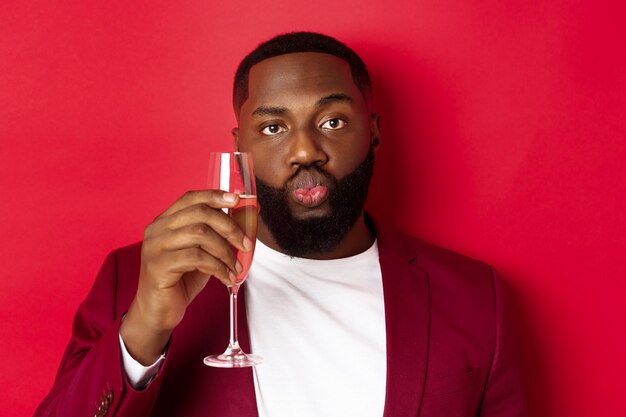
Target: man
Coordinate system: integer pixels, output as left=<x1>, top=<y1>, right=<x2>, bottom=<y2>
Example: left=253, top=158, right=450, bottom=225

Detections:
left=35, top=32, right=526, bottom=416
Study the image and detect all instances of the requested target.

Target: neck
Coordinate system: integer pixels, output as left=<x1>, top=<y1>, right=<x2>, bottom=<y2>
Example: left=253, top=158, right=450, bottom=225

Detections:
left=257, top=213, right=375, bottom=260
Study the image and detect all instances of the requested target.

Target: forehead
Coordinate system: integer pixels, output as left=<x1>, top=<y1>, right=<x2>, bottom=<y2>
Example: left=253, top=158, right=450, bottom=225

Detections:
left=243, top=52, right=362, bottom=110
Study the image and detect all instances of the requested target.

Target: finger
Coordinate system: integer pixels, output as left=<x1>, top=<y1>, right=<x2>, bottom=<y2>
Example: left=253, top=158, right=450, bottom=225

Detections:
left=157, top=247, right=236, bottom=286
left=159, top=223, right=241, bottom=274
left=160, top=190, right=239, bottom=218
left=160, top=203, right=251, bottom=253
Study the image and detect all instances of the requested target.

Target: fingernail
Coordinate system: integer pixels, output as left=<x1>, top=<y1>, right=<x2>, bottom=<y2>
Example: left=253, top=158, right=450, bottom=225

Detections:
left=243, top=236, right=254, bottom=251
left=223, top=192, right=237, bottom=202
left=228, top=271, right=237, bottom=284
left=235, top=261, right=243, bottom=275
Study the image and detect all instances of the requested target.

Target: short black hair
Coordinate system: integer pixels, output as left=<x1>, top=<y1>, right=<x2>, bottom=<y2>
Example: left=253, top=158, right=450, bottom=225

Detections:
left=233, top=32, right=371, bottom=113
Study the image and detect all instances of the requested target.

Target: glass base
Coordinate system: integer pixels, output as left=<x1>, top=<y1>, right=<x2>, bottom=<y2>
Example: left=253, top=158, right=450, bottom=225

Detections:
left=203, top=351, right=263, bottom=368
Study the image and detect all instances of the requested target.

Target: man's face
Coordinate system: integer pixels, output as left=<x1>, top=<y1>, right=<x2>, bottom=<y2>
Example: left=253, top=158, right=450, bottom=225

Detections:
left=234, top=52, right=379, bottom=256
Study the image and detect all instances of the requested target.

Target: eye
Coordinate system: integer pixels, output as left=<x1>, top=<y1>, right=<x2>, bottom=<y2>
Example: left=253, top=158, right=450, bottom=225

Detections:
left=260, top=124, right=286, bottom=135
left=320, top=118, right=347, bottom=130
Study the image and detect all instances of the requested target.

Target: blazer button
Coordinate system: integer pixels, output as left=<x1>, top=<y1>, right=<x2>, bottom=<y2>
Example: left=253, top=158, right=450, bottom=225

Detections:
left=95, top=389, right=114, bottom=417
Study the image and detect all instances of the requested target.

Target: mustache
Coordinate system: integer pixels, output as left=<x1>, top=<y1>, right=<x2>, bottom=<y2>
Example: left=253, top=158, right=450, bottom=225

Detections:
left=263, top=164, right=335, bottom=191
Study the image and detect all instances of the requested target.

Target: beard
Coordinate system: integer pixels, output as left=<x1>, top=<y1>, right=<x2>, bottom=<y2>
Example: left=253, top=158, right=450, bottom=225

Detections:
left=256, top=147, right=375, bottom=258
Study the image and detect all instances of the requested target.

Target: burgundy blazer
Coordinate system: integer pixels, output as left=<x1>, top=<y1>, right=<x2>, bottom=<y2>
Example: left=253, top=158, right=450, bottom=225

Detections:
left=35, top=224, right=527, bottom=416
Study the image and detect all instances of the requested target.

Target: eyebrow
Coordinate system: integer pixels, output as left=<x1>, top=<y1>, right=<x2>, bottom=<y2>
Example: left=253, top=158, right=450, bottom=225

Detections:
left=251, top=93, right=353, bottom=118
left=316, top=93, right=353, bottom=107
left=252, top=106, right=288, bottom=117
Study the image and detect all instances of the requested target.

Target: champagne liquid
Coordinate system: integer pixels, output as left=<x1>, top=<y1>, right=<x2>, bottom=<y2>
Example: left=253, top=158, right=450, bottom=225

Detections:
left=230, top=195, right=258, bottom=284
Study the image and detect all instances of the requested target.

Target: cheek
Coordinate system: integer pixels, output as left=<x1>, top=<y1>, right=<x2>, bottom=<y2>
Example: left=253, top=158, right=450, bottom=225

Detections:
left=237, top=136, right=274, bottom=181
left=329, top=137, right=371, bottom=176
left=249, top=146, right=288, bottom=187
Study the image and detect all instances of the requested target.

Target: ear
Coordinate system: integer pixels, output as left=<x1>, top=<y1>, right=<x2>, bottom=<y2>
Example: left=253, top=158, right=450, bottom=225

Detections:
left=231, top=127, right=240, bottom=151
left=369, top=113, right=381, bottom=151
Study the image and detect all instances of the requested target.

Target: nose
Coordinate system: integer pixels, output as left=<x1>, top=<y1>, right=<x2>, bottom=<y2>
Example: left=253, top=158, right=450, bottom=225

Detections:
left=288, top=128, right=328, bottom=168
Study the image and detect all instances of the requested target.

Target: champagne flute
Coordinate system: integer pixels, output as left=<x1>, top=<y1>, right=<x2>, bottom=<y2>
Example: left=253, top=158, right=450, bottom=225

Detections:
left=203, top=152, right=262, bottom=368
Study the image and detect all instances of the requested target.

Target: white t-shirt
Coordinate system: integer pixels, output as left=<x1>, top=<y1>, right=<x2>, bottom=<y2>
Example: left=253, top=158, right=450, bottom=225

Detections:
left=245, top=239, right=386, bottom=417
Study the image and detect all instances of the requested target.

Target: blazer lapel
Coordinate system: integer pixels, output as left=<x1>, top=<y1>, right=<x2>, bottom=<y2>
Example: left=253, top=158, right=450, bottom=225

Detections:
left=377, top=227, right=430, bottom=417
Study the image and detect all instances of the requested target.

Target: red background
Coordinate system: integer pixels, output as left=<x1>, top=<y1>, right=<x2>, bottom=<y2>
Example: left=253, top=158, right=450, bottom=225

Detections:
left=1, top=1, right=625, bottom=416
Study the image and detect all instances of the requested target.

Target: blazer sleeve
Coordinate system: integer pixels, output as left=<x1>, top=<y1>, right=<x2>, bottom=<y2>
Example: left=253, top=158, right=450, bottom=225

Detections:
left=478, top=269, right=528, bottom=416
left=34, top=250, right=164, bottom=417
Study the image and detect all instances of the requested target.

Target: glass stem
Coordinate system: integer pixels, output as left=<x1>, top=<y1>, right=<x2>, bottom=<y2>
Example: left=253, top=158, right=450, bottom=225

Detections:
left=228, top=285, right=241, bottom=353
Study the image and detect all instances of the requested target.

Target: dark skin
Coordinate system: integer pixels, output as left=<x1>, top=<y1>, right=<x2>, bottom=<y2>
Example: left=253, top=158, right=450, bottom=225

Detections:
left=120, top=52, right=381, bottom=365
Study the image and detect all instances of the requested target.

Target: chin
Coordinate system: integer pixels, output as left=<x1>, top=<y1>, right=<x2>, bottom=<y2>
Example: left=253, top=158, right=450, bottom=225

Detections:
left=289, top=204, right=332, bottom=220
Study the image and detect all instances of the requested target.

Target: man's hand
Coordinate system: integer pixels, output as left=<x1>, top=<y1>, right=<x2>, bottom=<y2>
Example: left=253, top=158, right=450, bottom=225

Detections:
left=120, top=190, right=253, bottom=365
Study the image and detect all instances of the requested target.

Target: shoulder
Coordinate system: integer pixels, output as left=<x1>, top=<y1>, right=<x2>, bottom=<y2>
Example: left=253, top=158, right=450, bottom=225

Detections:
left=413, top=237, right=497, bottom=307
left=88, top=242, right=143, bottom=314
left=110, top=240, right=143, bottom=283
left=412, top=237, right=494, bottom=283
left=97, top=241, right=142, bottom=282
left=109, top=241, right=142, bottom=265
left=98, top=241, right=143, bottom=285
left=375, top=223, right=497, bottom=303
left=374, top=221, right=494, bottom=281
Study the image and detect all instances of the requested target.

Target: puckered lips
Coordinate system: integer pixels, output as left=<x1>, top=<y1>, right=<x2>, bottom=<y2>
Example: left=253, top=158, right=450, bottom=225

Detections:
left=288, top=169, right=330, bottom=208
